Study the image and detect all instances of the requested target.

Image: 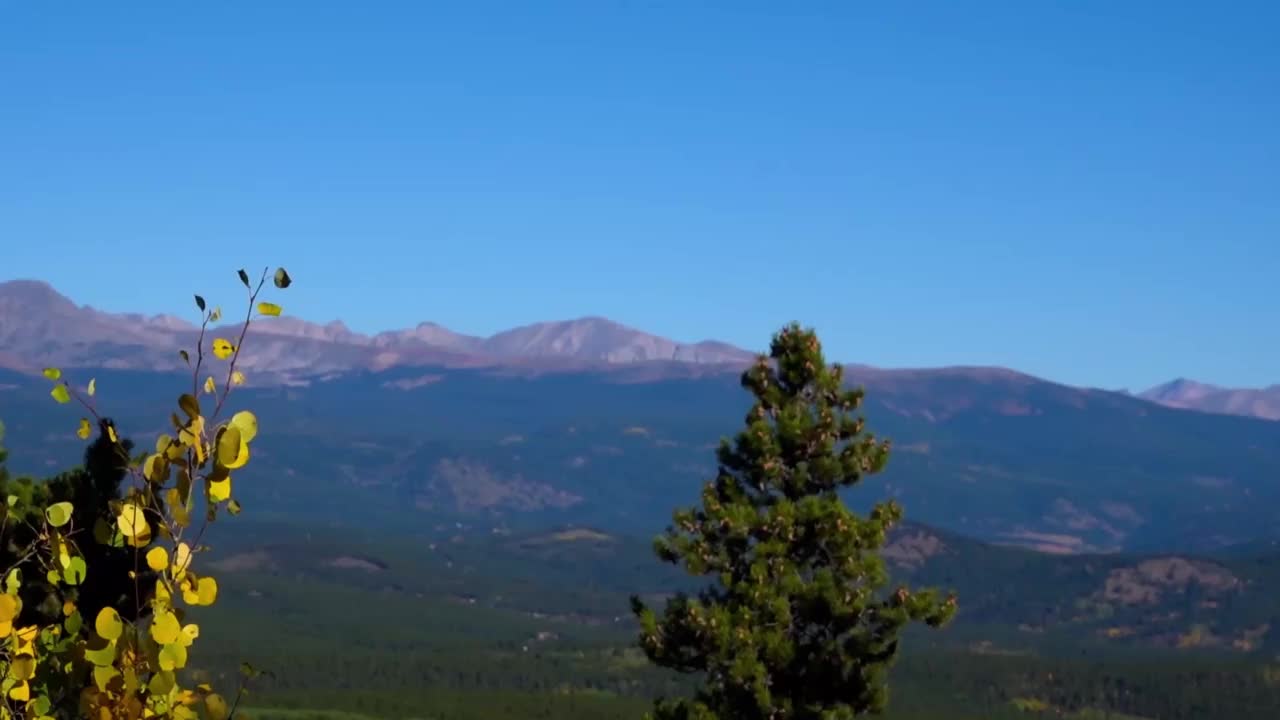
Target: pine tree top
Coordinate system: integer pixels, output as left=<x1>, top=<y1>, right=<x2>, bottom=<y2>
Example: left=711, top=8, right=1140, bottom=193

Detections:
left=633, top=323, right=957, bottom=720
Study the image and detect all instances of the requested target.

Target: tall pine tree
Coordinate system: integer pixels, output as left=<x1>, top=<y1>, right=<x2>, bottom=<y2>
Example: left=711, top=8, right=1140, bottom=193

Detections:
left=632, top=323, right=957, bottom=720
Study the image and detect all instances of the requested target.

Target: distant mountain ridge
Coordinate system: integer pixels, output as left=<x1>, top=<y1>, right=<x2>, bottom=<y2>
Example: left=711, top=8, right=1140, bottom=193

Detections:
left=0, top=279, right=754, bottom=379
left=1139, top=378, right=1280, bottom=421
left=2, top=278, right=1277, bottom=422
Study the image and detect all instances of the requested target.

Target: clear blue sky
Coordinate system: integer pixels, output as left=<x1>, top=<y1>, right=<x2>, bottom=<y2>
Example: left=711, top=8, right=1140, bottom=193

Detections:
left=2, top=1, right=1277, bottom=391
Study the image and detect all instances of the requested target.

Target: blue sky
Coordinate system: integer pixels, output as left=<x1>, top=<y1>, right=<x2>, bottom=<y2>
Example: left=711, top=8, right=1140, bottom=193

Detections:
left=1, top=1, right=1276, bottom=391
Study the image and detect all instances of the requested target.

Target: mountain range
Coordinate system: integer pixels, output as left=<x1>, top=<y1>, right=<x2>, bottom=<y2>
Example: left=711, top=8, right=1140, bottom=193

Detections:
left=1, top=279, right=1275, bottom=421
left=3, top=278, right=1280, bottom=558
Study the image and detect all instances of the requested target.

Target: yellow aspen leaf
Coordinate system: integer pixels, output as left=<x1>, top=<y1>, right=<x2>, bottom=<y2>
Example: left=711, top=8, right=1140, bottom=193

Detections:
left=116, top=502, right=147, bottom=538
left=15, top=625, right=37, bottom=647
left=8, top=681, right=29, bottom=702
left=146, top=547, right=169, bottom=572
left=0, top=621, right=10, bottom=639
left=155, top=579, right=172, bottom=605
left=51, top=385, right=70, bottom=404
left=173, top=542, right=193, bottom=577
left=144, top=454, right=168, bottom=483
left=211, top=338, right=235, bottom=360
left=204, top=376, right=216, bottom=394
left=197, top=576, right=218, bottom=605
left=205, top=693, right=229, bottom=720
left=256, top=301, right=282, bottom=316
left=215, top=426, right=241, bottom=465
left=216, top=426, right=249, bottom=469
left=150, top=610, right=181, bottom=644
left=231, top=370, right=246, bottom=385
left=210, top=306, right=222, bottom=322
left=42, top=368, right=61, bottom=380
left=180, top=624, right=199, bottom=647
left=62, top=600, right=76, bottom=616
left=77, top=418, right=91, bottom=440
left=0, top=595, right=19, bottom=623
left=126, top=526, right=152, bottom=548
left=94, top=607, right=123, bottom=641
left=107, top=425, right=118, bottom=444
left=209, top=476, right=232, bottom=503
left=87, top=377, right=96, bottom=396
left=230, top=410, right=258, bottom=443
left=45, top=501, right=73, bottom=528
left=182, top=578, right=199, bottom=605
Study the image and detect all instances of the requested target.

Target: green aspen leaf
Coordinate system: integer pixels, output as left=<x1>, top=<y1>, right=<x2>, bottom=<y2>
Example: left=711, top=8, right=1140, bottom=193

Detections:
left=273, top=267, right=292, bottom=288
left=92, top=517, right=112, bottom=545
left=210, top=306, right=222, bottom=322
left=42, top=368, right=60, bottom=381
left=5, top=496, right=15, bottom=508
left=45, top=502, right=74, bottom=528
left=9, top=655, right=35, bottom=681
left=93, top=665, right=119, bottom=693
left=194, top=294, right=206, bottom=312
left=179, top=349, right=191, bottom=366
left=4, top=569, right=19, bottom=594
left=238, top=268, right=250, bottom=288
left=148, top=670, right=176, bottom=696
left=76, top=418, right=91, bottom=440
left=159, top=641, right=188, bottom=671
left=64, top=610, right=82, bottom=635
left=87, top=377, right=96, bottom=396
left=178, top=393, right=201, bottom=419
left=230, top=410, right=258, bottom=443
left=50, top=384, right=70, bottom=404
left=62, top=556, right=86, bottom=585
left=256, top=301, right=282, bottom=316
left=212, top=338, right=235, bottom=360
left=83, top=637, right=116, bottom=666
left=29, top=695, right=50, bottom=717
left=150, top=610, right=181, bottom=644
left=94, top=607, right=123, bottom=641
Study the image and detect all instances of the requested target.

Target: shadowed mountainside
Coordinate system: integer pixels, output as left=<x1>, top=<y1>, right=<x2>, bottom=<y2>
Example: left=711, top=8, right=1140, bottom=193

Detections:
left=2, top=362, right=1278, bottom=555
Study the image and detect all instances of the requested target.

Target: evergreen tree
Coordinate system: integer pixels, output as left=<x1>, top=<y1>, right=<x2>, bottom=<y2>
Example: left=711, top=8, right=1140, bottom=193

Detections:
left=0, top=418, right=156, bottom=627
left=632, top=323, right=958, bottom=720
